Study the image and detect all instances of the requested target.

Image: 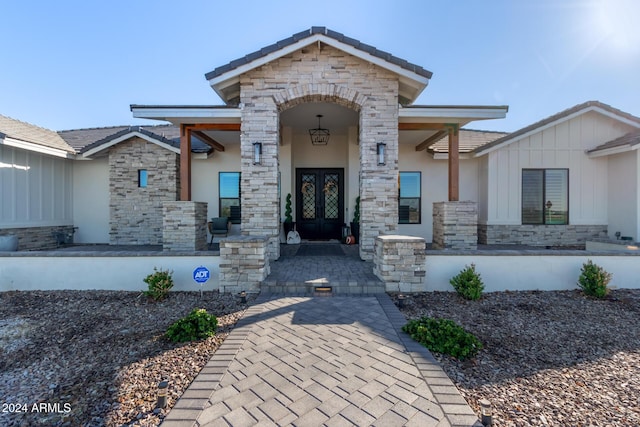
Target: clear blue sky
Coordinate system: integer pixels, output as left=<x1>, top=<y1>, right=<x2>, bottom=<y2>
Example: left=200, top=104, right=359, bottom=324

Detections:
left=1, top=0, right=638, bottom=132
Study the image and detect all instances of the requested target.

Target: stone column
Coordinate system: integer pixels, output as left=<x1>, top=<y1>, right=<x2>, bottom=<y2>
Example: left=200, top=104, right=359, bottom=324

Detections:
left=374, top=235, right=426, bottom=292
left=432, top=201, right=478, bottom=250
left=240, top=97, right=280, bottom=261
left=162, top=201, right=207, bottom=251
left=219, top=235, right=270, bottom=293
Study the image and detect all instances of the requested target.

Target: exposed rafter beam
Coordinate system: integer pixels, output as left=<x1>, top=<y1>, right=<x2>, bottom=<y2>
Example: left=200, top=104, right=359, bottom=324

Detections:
left=415, top=130, right=447, bottom=151
left=399, top=123, right=450, bottom=131
left=192, top=131, right=225, bottom=152
left=184, top=123, right=241, bottom=131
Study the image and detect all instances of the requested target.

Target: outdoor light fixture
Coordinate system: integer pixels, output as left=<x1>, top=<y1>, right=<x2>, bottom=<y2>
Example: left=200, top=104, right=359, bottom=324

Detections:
left=309, top=114, right=330, bottom=145
left=239, top=290, right=247, bottom=304
left=479, top=398, right=492, bottom=426
left=253, top=142, right=262, bottom=164
left=377, top=142, right=386, bottom=165
left=156, top=380, right=169, bottom=408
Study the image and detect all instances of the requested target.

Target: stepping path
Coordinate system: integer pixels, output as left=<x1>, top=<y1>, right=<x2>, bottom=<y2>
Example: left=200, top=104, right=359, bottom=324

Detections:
left=161, top=294, right=481, bottom=426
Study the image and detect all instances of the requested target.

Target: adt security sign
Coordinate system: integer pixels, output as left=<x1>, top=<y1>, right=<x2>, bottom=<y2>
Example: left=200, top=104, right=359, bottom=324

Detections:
left=193, top=266, right=210, bottom=284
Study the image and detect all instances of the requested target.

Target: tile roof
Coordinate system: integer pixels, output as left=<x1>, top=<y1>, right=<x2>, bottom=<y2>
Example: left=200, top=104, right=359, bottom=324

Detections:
left=205, top=26, right=433, bottom=81
left=58, top=124, right=212, bottom=154
left=0, top=114, right=75, bottom=153
left=473, top=101, right=640, bottom=155
left=429, top=129, right=509, bottom=153
left=588, top=129, right=640, bottom=154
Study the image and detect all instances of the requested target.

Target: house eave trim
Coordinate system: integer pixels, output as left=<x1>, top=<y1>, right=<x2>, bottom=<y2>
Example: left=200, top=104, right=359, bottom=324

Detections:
left=399, top=106, right=509, bottom=122
left=131, top=106, right=242, bottom=123
left=587, top=144, right=638, bottom=158
left=82, top=131, right=180, bottom=158
left=1, top=137, right=75, bottom=159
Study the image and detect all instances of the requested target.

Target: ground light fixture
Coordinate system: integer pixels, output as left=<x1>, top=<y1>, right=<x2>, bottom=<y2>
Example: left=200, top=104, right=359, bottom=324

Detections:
left=253, top=142, right=262, bottom=164
left=239, top=290, right=247, bottom=304
left=309, top=114, right=330, bottom=145
left=479, top=398, right=492, bottom=426
left=397, top=293, right=406, bottom=308
left=377, top=142, right=386, bottom=165
left=156, top=380, right=169, bottom=408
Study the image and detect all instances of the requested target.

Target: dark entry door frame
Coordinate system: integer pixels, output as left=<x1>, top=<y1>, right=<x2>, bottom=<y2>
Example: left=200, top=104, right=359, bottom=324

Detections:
left=296, top=168, right=344, bottom=240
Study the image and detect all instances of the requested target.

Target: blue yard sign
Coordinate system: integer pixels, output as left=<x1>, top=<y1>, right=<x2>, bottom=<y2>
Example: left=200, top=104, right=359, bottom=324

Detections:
left=193, top=266, right=210, bottom=284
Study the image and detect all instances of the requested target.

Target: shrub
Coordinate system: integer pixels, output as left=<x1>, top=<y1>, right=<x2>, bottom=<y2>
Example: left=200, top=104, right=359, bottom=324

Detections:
left=284, top=193, right=293, bottom=223
left=402, top=317, right=482, bottom=360
left=166, top=308, right=218, bottom=342
left=449, top=264, right=484, bottom=300
left=143, top=268, right=174, bottom=301
left=577, top=259, right=612, bottom=298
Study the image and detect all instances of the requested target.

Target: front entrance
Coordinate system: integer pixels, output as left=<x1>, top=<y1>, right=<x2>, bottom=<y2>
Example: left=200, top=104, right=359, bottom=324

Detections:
left=296, top=168, right=344, bottom=240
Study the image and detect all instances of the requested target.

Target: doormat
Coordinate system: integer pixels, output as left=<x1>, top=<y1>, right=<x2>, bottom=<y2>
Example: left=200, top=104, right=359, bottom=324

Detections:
left=296, top=244, right=345, bottom=257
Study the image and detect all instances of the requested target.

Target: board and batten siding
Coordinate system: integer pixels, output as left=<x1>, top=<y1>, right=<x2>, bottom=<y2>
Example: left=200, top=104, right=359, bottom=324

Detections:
left=483, top=111, right=636, bottom=227
left=0, top=145, right=73, bottom=228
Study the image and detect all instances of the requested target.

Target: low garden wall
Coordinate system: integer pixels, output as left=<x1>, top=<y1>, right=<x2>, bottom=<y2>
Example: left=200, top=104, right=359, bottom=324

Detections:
left=0, top=252, right=220, bottom=292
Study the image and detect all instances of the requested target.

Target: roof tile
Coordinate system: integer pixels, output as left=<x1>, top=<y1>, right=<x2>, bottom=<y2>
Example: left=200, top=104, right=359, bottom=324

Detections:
left=0, top=114, right=75, bottom=153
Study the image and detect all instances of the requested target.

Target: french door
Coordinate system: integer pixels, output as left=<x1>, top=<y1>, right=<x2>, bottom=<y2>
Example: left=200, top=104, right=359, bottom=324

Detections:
left=295, top=168, right=344, bottom=240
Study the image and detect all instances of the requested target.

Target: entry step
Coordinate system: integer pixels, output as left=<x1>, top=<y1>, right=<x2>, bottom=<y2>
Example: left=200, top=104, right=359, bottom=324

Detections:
left=261, top=281, right=386, bottom=295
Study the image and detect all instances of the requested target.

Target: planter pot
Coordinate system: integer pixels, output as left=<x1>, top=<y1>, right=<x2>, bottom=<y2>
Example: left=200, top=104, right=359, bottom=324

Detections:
left=350, top=222, right=359, bottom=244
left=0, top=235, right=18, bottom=251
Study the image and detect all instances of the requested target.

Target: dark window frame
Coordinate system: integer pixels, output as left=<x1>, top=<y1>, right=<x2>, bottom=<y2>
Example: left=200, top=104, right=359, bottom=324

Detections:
left=219, top=172, right=241, bottom=224
left=138, top=169, right=148, bottom=188
left=398, top=171, right=422, bottom=224
left=521, top=168, right=569, bottom=225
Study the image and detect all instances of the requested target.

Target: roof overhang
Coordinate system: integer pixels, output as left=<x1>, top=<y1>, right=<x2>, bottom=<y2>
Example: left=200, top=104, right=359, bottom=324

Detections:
left=399, top=105, right=509, bottom=126
left=587, top=144, right=640, bottom=158
left=82, top=130, right=180, bottom=158
left=1, top=136, right=75, bottom=159
left=130, top=105, right=241, bottom=126
left=207, top=32, right=431, bottom=106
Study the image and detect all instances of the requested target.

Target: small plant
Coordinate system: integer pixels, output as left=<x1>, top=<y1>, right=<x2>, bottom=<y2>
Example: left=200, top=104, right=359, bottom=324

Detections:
left=577, top=259, right=612, bottom=298
left=166, top=308, right=218, bottom=342
left=143, top=268, right=174, bottom=301
left=402, top=317, right=482, bottom=360
left=352, top=196, right=360, bottom=223
left=449, top=264, right=484, bottom=300
left=284, top=193, right=293, bottom=223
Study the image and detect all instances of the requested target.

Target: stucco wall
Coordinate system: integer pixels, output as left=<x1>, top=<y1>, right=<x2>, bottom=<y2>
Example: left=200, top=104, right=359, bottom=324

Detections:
left=607, top=151, right=638, bottom=240
left=483, top=111, right=636, bottom=226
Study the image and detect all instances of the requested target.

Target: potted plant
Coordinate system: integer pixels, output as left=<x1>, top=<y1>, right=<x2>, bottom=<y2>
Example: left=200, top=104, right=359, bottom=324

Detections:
left=283, top=193, right=295, bottom=236
left=350, top=196, right=360, bottom=244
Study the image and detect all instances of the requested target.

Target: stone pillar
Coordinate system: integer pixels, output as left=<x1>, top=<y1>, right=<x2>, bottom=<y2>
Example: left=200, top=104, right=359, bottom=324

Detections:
left=240, top=95, right=280, bottom=261
left=219, top=235, right=270, bottom=293
left=432, top=201, right=478, bottom=250
left=374, top=235, right=426, bottom=292
left=162, top=201, right=207, bottom=251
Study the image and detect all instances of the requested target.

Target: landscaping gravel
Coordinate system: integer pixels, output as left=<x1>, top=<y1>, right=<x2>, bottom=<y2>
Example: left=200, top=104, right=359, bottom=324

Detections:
left=0, top=290, right=251, bottom=427
left=393, top=289, right=640, bottom=427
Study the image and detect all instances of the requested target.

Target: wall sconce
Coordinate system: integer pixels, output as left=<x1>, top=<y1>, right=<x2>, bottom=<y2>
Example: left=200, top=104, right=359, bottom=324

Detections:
left=377, top=142, right=386, bottom=165
left=253, top=142, right=262, bottom=165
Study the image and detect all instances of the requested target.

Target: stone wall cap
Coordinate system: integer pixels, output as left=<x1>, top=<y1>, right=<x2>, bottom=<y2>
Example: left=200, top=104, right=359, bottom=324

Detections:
left=221, top=235, right=269, bottom=243
left=376, top=235, right=425, bottom=242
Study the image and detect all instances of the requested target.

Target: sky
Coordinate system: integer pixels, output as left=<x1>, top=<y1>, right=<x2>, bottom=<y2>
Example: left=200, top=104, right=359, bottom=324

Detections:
left=1, top=0, right=639, bottom=133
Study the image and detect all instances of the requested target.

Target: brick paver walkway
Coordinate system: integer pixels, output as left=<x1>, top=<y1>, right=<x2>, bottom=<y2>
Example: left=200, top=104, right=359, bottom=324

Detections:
left=162, top=295, right=480, bottom=427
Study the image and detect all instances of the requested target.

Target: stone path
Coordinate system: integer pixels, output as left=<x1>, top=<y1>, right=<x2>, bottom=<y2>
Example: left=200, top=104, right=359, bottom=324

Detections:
left=161, top=294, right=481, bottom=427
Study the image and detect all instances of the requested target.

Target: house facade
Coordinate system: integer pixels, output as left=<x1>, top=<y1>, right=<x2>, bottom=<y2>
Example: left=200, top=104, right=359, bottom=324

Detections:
left=2, top=28, right=640, bottom=259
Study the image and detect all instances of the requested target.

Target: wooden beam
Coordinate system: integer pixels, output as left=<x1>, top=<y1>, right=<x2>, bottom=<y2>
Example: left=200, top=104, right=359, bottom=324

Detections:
left=448, top=125, right=459, bottom=201
left=179, top=124, right=192, bottom=201
left=185, top=123, right=241, bottom=131
left=399, top=123, right=450, bottom=131
left=415, top=130, right=448, bottom=151
left=192, top=130, right=225, bottom=152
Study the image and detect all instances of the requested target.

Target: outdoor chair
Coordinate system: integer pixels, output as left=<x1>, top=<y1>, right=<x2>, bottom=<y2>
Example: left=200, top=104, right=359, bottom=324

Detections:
left=208, top=217, right=230, bottom=248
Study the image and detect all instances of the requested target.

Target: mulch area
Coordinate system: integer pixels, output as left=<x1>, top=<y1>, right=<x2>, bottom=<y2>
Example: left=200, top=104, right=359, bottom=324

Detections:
left=393, top=289, right=640, bottom=426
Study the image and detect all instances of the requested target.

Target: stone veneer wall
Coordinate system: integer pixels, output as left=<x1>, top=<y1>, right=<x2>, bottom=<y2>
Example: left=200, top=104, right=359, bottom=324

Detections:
left=478, top=224, right=608, bottom=247
left=162, top=201, right=208, bottom=251
left=432, top=201, right=478, bottom=250
left=240, top=42, right=399, bottom=261
left=219, top=235, right=270, bottom=293
left=374, top=235, right=426, bottom=292
left=0, top=225, right=75, bottom=251
left=109, top=137, right=179, bottom=245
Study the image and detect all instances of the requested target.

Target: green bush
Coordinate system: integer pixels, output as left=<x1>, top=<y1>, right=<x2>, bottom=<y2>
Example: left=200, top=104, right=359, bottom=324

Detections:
left=449, top=264, right=484, bottom=300
left=577, top=259, right=612, bottom=298
left=143, top=268, right=174, bottom=301
left=402, top=317, right=482, bottom=360
left=284, top=193, right=293, bottom=223
left=166, top=308, right=218, bottom=342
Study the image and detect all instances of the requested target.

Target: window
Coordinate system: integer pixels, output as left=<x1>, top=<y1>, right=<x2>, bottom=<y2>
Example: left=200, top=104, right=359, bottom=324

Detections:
left=138, top=169, right=148, bottom=188
left=522, top=169, right=568, bottom=225
left=399, top=172, right=421, bottom=224
left=219, top=172, right=241, bottom=224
